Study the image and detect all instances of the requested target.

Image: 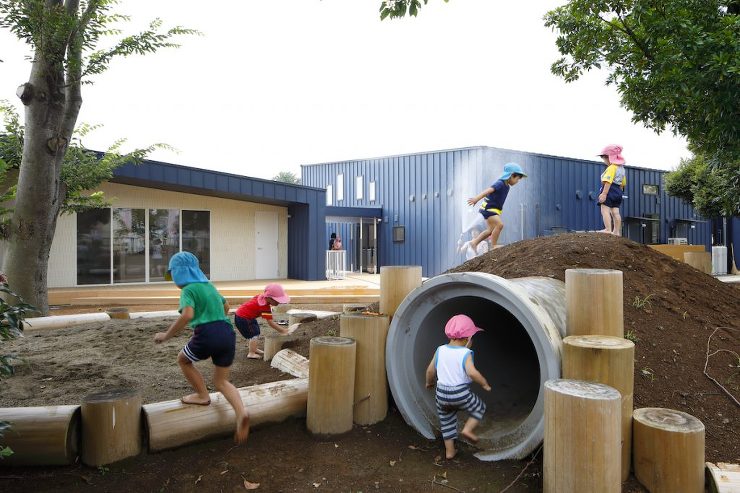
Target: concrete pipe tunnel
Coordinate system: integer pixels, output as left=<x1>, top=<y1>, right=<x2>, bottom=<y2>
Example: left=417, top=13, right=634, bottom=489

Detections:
left=386, top=272, right=566, bottom=461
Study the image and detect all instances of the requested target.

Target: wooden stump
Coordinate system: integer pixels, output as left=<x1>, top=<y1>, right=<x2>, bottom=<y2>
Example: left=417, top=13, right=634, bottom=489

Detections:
left=565, top=268, right=623, bottom=337
left=306, top=336, right=356, bottom=436
left=288, top=312, right=318, bottom=325
left=683, top=252, right=712, bottom=274
left=262, top=325, right=302, bottom=362
left=0, top=405, right=80, bottom=466
left=544, top=379, right=621, bottom=493
left=340, top=314, right=391, bottom=425
left=342, top=303, right=369, bottom=314
left=633, top=408, right=705, bottom=493
left=379, top=266, right=422, bottom=318
left=81, top=389, right=142, bottom=466
left=143, top=379, right=308, bottom=451
left=562, top=335, right=635, bottom=481
left=270, top=349, right=310, bottom=378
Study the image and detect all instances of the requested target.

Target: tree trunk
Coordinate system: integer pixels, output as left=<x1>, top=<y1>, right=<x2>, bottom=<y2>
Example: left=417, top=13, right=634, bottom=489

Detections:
left=3, top=45, right=76, bottom=315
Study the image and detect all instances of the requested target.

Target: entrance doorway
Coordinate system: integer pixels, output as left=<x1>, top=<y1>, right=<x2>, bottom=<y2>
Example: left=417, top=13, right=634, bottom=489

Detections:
left=255, top=211, right=279, bottom=279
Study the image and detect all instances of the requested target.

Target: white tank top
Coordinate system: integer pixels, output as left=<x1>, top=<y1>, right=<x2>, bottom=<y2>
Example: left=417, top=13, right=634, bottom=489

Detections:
left=435, top=345, right=472, bottom=386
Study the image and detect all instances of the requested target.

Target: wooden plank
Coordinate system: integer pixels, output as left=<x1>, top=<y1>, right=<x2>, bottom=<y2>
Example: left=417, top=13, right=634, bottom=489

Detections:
left=707, top=462, right=740, bottom=493
left=649, top=244, right=706, bottom=261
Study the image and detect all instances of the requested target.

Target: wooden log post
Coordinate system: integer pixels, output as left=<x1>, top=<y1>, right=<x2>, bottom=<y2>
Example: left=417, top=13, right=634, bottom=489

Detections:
left=81, top=389, right=142, bottom=466
left=340, top=313, right=391, bottom=425
left=565, top=268, right=624, bottom=337
left=0, top=405, right=80, bottom=466
left=683, top=252, right=712, bottom=274
left=633, top=408, right=705, bottom=493
left=263, top=324, right=303, bottom=362
left=562, top=335, right=635, bottom=481
left=379, top=266, right=422, bottom=318
left=144, top=379, right=308, bottom=451
left=306, top=336, right=356, bottom=436
left=544, top=379, right=621, bottom=493
left=270, top=349, right=310, bottom=378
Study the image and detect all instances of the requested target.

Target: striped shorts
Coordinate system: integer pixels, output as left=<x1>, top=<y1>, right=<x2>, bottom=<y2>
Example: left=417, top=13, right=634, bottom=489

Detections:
left=435, top=383, right=486, bottom=440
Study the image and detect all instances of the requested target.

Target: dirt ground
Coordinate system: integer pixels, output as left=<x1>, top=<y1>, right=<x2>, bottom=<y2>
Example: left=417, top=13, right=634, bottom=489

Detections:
left=2, top=233, right=739, bottom=492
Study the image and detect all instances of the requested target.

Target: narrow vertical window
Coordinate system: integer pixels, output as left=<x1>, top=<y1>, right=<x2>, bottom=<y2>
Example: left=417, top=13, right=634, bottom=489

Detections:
left=337, top=174, right=344, bottom=201
left=369, top=181, right=376, bottom=203
left=356, top=176, right=364, bottom=200
left=326, top=184, right=333, bottom=206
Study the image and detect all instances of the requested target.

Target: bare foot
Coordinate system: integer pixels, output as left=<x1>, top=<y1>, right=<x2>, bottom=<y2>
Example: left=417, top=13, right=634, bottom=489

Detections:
left=596, top=229, right=611, bottom=234
left=445, top=448, right=458, bottom=460
left=181, top=393, right=211, bottom=406
left=611, top=232, right=621, bottom=236
left=246, top=353, right=261, bottom=360
left=255, top=349, right=264, bottom=355
left=235, top=413, right=250, bottom=444
left=461, top=429, right=479, bottom=443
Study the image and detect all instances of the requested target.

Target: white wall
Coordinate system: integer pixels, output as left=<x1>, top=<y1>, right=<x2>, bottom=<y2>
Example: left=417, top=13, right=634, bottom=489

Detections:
left=44, top=182, right=288, bottom=287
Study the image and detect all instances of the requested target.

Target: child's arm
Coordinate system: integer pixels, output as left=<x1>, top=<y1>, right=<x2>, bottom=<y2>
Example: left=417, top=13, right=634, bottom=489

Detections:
left=598, top=181, right=612, bottom=204
left=267, top=319, right=289, bottom=335
left=154, top=306, right=194, bottom=343
left=465, top=355, right=491, bottom=391
left=223, top=300, right=230, bottom=316
left=467, top=186, right=495, bottom=206
left=425, top=357, right=437, bottom=389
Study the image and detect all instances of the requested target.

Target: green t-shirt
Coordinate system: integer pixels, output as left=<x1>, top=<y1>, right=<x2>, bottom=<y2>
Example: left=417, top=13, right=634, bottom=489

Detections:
left=179, top=282, right=231, bottom=328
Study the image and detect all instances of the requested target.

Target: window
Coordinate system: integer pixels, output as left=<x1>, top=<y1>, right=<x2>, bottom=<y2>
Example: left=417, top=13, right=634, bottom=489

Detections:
left=77, top=209, right=111, bottom=285
left=149, top=209, right=180, bottom=281
left=393, top=226, right=405, bottom=243
left=336, top=174, right=344, bottom=201
left=369, top=181, right=376, bottom=203
left=356, top=176, right=363, bottom=200
left=182, top=210, right=210, bottom=278
left=113, top=208, right=146, bottom=283
left=643, top=184, right=659, bottom=195
left=326, top=184, right=333, bottom=206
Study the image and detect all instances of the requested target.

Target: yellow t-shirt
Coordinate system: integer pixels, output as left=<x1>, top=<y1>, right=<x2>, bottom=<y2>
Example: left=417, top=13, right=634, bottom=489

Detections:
left=601, top=164, right=627, bottom=187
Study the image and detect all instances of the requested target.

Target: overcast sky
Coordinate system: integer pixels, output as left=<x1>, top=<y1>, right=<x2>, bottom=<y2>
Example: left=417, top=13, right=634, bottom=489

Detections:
left=1, top=0, right=691, bottom=180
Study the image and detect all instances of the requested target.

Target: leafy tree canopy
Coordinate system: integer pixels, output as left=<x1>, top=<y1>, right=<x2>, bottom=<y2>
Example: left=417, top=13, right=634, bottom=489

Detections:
left=273, top=170, right=300, bottom=185
left=379, top=0, right=448, bottom=20
left=665, top=150, right=740, bottom=217
left=544, top=0, right=740, bottom=165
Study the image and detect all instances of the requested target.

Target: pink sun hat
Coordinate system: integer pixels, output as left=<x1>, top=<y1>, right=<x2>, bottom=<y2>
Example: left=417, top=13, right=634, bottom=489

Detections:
left=258, top=283, right=290, bottom=304
left=444, top=314, right=484, bottom=339
left=598, top=144, right=625, bottom=165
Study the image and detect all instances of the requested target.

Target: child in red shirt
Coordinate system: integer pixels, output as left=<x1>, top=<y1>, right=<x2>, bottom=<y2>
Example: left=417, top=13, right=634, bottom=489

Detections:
left=234, top=283, right=290, bottom=359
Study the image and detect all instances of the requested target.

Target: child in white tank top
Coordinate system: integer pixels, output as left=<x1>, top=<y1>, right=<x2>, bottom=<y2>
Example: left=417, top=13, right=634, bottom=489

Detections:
left=425, top=314, right=491, bottom=460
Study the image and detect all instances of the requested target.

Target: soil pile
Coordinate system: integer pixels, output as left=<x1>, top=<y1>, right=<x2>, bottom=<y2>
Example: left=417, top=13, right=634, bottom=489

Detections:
left=448, top=232, right=739, bottom=462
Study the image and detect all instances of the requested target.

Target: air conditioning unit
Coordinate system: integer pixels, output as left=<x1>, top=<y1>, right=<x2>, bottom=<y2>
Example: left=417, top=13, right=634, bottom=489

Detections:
left=667, top=237, right=688, bottom=245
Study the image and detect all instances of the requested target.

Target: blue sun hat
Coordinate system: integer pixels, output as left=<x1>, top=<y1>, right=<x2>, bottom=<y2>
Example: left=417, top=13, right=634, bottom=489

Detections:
left=167, top=251, right=208, bottom=286
left=499, top=162, right=528, bottom=181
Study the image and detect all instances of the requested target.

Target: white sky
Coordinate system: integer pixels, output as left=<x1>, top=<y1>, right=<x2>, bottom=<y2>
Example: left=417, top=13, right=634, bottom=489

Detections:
left=1, top=0, right=690, bottom=180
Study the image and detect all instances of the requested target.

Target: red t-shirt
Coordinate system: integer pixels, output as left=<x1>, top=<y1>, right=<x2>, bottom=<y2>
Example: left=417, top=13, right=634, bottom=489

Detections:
left=235, top=295, right=273, bottom=320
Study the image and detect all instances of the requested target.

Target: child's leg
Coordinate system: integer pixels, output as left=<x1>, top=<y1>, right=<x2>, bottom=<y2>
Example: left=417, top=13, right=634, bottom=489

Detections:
left=247, top=337, right=261, bottom=359
left=599, top=204, right=613, bottom=233
left=461, top=417, right=481, bottom=443
left=213, top=365, right=250, bottom=444
left=610, top=207, right=622, bottom=236
left=487, top=215, right=504, bottom=247
left=443, top=438, right=457, bottom=460
left=469, top=218, right=494, bottom=250
left=177, top=351, right=211, bottom=405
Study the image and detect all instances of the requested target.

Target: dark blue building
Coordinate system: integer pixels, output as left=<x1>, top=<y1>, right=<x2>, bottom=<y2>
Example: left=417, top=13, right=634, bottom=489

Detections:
left=302, top=146, right=714, bottom=277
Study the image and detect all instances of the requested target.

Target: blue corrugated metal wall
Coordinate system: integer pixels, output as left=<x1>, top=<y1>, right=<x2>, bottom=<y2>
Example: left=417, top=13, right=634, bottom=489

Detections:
left=302, top=146, right=712, bottom=277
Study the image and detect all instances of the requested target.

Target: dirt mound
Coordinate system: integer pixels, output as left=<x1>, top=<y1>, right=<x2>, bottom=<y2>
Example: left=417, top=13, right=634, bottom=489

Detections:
left=448, top=232, right=740, bottom=462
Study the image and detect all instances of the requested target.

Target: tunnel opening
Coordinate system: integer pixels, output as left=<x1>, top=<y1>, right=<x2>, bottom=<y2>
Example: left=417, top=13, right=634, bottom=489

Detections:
left=387, top=272, right=565, bottom=460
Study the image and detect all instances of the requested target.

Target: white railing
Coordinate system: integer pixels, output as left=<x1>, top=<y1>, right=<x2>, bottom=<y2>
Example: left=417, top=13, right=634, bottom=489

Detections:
left=326, top=250, right=346, bottom=280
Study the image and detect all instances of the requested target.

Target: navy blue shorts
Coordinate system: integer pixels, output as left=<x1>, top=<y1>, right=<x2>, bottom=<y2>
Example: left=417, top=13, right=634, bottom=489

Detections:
left=598, top=185, right=623, bottom=208
left=182, top=320, right=236, bottom=367
left=480, top=209, right=501, bottom=220
left=234, top=314, right=260, bottom=340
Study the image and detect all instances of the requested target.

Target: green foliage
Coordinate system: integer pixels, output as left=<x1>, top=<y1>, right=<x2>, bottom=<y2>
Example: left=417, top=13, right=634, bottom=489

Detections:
left=624, top=329, right=639, bottom=344
left=665, top=152, right=740, bottom=217
left=632, top=293, right=653, bottom=310
left=544, top=1, right=740, bottom=170
left=0, top=103, right=172, bottom=216
left=379, top=0, right=449, bottom=20
left=273, top=171, right=300, bottom=185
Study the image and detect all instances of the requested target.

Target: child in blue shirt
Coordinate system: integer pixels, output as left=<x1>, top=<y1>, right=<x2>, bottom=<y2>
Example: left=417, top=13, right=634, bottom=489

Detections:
left=464, top=162, right=527, bottom=258
left=153, top=251, right=250, bottom=444
left=425, top=314, right=491, bottom=460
